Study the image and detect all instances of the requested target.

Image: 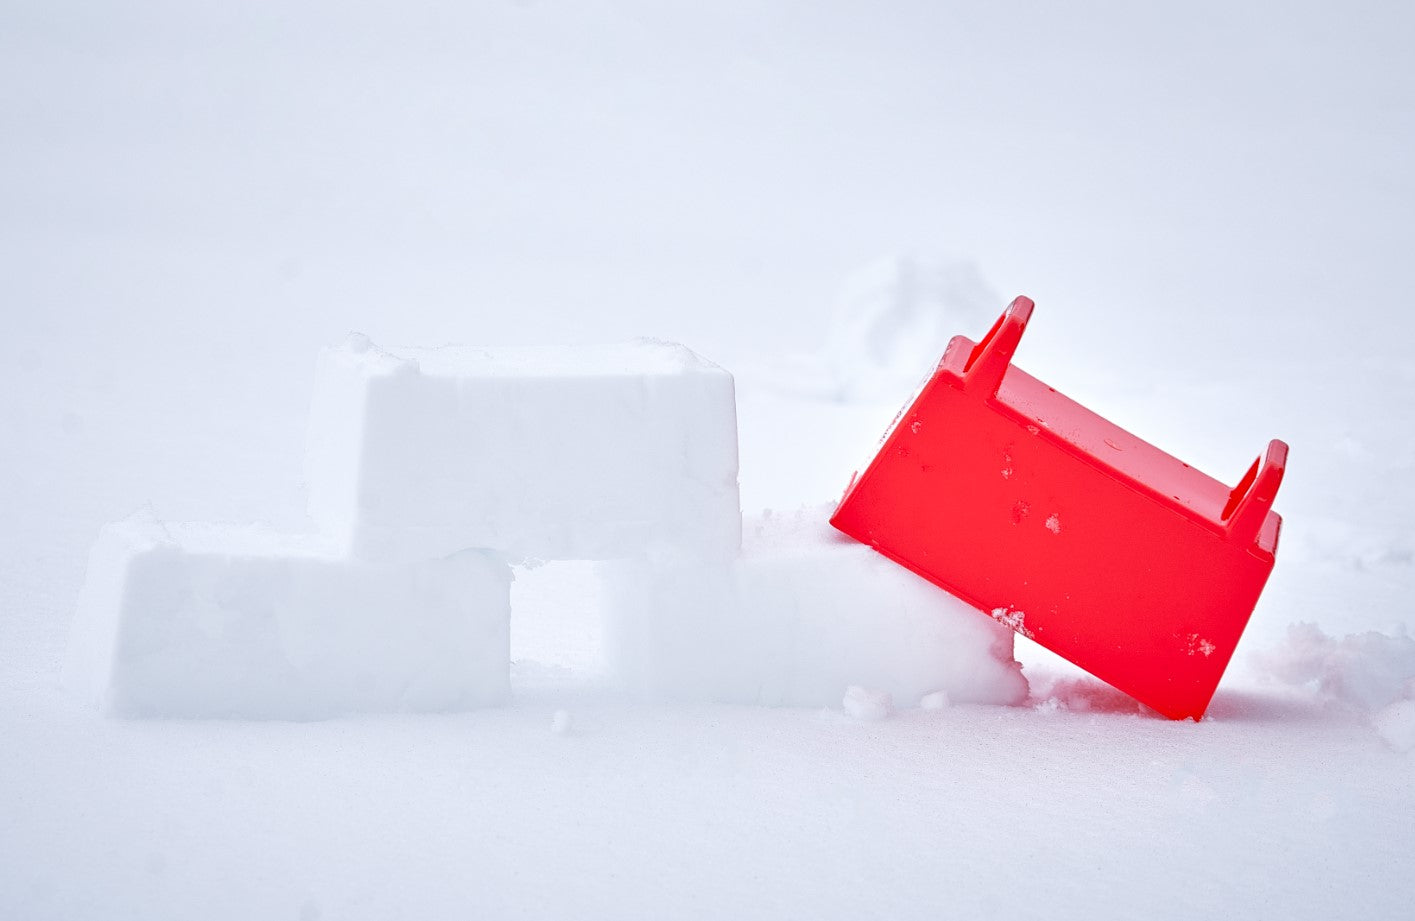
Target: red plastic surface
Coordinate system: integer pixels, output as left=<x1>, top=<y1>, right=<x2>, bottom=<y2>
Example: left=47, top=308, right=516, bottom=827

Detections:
left=829, top=296, right=1287, bottom=720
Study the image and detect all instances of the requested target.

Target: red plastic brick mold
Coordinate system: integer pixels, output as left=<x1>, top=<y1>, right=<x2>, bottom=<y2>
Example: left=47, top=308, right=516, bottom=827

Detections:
left=830, top=296, right=1287, bottom=720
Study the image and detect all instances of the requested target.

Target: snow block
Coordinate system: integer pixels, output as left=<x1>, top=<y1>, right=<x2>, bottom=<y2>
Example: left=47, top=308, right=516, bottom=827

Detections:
left=601, top=507, right=1028, bottom=708
left=306, top=335, right=742, bottom=563
left=65, top=511, right=511, bottom=719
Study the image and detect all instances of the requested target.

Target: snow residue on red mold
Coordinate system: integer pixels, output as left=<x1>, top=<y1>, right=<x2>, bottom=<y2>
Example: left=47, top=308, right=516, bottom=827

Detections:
left=990, top=607, right=1035, bottom=639
left=1187, top=634, right=1217, bottom=657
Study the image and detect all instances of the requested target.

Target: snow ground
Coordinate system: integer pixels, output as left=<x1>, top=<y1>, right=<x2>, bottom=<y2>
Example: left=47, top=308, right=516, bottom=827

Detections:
left=3, top=2, right=1414, bottom=918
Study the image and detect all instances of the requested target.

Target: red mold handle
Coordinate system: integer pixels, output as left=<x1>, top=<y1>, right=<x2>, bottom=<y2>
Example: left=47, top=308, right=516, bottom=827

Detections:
left=964, top=295, right=1035, bottom=397
left=1223, top=439, right=1289, bottom=547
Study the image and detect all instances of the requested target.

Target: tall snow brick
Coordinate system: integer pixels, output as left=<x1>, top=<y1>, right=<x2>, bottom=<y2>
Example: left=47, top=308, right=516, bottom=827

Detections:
left=65, top=512, right=512, bottom=719
left=306, top=336, right=742, bottom=563
left=602, top=508, right=1029, bottom=708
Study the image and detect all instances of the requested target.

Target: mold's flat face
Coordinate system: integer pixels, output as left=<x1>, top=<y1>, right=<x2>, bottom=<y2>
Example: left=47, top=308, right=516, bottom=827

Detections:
left=834, top=342, right=1280, bottom=720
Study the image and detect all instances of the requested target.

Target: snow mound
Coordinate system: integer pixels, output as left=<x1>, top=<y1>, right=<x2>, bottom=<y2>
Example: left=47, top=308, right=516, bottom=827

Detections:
left=1253, top=622, right=1415, bottom=712
left=601, top=505, right=1028, bottom=708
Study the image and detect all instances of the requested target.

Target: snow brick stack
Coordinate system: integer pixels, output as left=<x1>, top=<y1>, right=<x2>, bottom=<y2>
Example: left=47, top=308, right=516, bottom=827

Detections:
left=305, top=335, right=742, bottom=563
left=68, top=335, right=742, bottom=719
left=65, top=511, right=510, bottom=719
left=70, top=332, right=1026, bottom=718
left=601, top=506, right=1029, bottom=708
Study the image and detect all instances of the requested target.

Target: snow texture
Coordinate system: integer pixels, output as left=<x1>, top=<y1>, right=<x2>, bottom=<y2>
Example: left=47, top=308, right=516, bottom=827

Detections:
left=842, top=685, right=894, bottom=721
left=550, top=709, right=574, bottom=736
left=65, top=510, right=511, bottom=719
left=1374, top=700, right=1415, bottom=753
left=1253, top=622, right=1415, bottom=712
left=306, top=335, right=742, bottom=563
left=919, top=690, right=951, bottom=711
left=601, top=506, right=1028, bottom=707
left=989, top=607, right=1034, bottom=639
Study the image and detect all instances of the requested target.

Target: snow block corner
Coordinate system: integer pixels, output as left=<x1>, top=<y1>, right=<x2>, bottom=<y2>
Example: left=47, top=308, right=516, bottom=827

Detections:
left=64, top=511, right=512, bottom=719
left=305, top=335, right=742, bottom=563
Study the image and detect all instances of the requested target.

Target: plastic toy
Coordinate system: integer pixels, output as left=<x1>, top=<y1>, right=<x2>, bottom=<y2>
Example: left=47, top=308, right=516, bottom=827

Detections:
left=830, top=296, right=1287, bottom=720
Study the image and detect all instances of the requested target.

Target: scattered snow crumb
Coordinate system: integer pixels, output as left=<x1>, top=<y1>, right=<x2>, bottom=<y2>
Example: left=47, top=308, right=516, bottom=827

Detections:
left=919, top=690, right=951, bottom=711
left=1034, top=697, right=1066, bottom=714
left=1045, top=514, right=1061, bottom=534
left=842, top=686, right=894, bottom=721
left=1374, top=700, right=1415, bottom=752
left=990, top=607, right=1034, bottom=639
left=551, top=709, right=574, bottom=735
left=1001, top=467, right=1013, bottom=479
left=1187, top=634, right=1216, bottom=657
left=910, top=420, right=922, bottom=434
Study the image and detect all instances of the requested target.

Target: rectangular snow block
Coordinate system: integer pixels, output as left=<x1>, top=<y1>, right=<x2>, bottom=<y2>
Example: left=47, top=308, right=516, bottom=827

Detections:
left=600, top=507, right=1028, bottom=708
left=65, top=512, right=511, bottom=719
left=306, top=335, right=742, bottom=563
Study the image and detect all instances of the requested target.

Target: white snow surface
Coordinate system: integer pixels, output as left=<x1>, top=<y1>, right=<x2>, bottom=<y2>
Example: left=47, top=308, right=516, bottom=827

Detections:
left=306, top=333, right=741, bottom=562
left=5, top=2, right=1415, bottom=919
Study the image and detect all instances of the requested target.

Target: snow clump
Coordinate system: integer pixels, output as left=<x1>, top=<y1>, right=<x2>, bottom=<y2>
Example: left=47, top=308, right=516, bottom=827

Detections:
left=843, top=686, right=894, bottom=721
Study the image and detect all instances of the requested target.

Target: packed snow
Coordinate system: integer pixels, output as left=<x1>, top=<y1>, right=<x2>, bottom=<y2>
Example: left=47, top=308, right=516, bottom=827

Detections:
left=72, top=344, right=1029, bottom=718
left=306, top=334, right=741, bottom=563
left=5, top=2, right=1415, bottom=919
left=602, top=506, right=1027, bottom=707
left=65, top=510, right=511, bottom=719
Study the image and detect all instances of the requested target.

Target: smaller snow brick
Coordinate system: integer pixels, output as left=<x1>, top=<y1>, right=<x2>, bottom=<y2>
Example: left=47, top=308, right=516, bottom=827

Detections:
left=600, top=507, right=1028, bottom=708
left=305, top=335, right=742, bottom=563
left=65, top=511, right=511, bottom=719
